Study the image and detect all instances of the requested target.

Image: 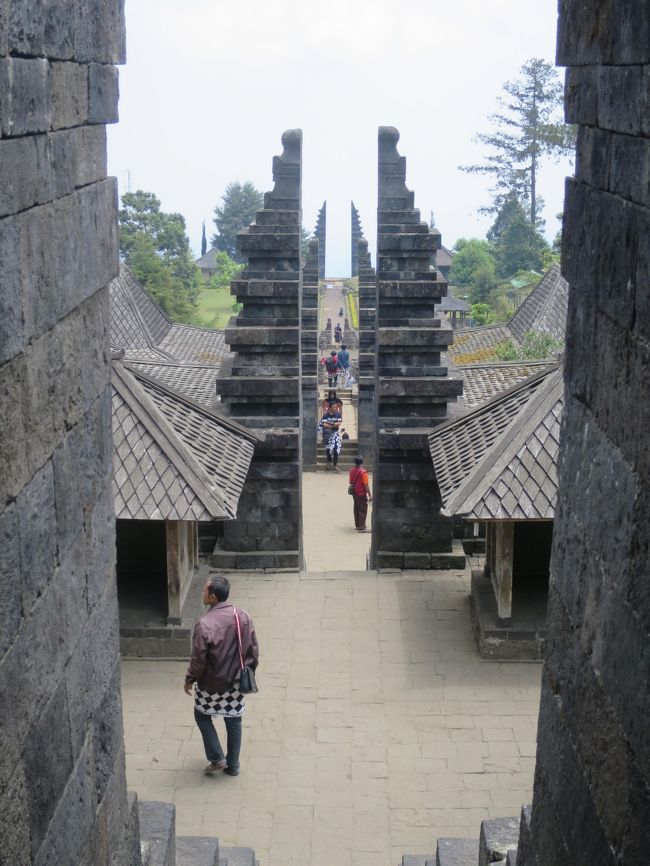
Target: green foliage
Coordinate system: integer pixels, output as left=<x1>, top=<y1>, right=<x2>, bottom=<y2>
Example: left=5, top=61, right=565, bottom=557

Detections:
left=119, top=190, right=201, bottom=323
left=494, top=330, right=563, bottom=361
left=208, top=250, right=244, bottom=291
left=493, top=338, right=520, bottom=360
left=449, top=238, right=498, bottom=304
left=490, top=199, right=549, bottom=277
left=212, top=181, right=263, bottom=262
left=449, top=238, right=494, bottom=287
left=459, top=58, right=576, bottom=227
left=470, top=303, right=496, bottom=326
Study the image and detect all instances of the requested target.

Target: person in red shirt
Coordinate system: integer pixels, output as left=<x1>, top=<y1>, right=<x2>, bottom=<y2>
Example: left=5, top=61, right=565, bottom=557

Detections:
left=348, top=455, right=372, bottom=532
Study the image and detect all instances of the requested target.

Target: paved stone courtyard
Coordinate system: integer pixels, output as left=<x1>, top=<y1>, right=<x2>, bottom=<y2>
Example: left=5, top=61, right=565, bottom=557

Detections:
left=121, top=567, right=541, bottom=866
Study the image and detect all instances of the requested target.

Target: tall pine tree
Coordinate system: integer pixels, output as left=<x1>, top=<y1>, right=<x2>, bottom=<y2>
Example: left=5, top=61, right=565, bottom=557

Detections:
left=460, top=58, right=575, bottom=228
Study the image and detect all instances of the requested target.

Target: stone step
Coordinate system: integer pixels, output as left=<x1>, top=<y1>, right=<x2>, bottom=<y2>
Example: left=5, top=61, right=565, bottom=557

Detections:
left=219, top=846, right=258, bottom=866
left=479, top=816, right=520, bottom=865
left=400, top=856, right=434, bottom=866
left=138, top=800, right=175, bottom=866
left=436, top=837, right=478, bottom=866
left=176, top=835, right=220, bottom=866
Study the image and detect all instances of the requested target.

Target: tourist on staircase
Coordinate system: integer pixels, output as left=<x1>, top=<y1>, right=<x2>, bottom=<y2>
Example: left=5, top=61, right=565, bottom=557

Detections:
left=318, top=403, right=342, bottom=471
left=322, top=389, right=343, bottom=415
left=323, top=350, right=341, bottom=387
left=348, top=455, right=372, bottom=532
left=338, top=344, right=350, bottom=375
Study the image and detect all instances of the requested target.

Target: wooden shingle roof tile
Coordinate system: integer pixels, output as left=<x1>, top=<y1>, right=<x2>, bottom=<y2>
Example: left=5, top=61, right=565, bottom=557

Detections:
left=433, top=368, right=564, bottom=521
left=126, top=361, right=220, bottom=410
left=457, top=360, right=555, bottom=408
left=112, top=363, right=259, bottom=522
left=428, top=364, right=559, bottom=505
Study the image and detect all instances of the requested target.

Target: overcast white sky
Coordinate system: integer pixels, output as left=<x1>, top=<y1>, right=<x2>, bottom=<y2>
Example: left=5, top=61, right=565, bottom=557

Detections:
left=107, top=0, right=573, bottom=276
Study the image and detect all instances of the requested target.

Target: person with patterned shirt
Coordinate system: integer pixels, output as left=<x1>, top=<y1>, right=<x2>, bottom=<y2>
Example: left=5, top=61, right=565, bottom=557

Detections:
left=184, top=575, right=259, bottom=776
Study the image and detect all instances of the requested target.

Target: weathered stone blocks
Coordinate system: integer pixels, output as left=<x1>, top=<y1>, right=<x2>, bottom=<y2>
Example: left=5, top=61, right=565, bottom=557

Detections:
left=214, top=131, right=303, bottom=567
left=370, top=127, right=461, bottom=569
left=518, top=3, right=650, bottom=862
left=0, top=57, right=51, bottom=136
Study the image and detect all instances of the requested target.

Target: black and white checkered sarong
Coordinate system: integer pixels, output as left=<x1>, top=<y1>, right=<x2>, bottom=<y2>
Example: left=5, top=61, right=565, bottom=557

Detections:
left=194, top=684, right=245, bottom=718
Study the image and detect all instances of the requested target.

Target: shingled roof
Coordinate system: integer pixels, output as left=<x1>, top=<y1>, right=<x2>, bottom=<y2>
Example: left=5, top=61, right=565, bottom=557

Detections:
left=437, top=292, right=470, bottom=313
left=508, top=263, right=569, bottom=344
left=429, top=364, right=560, bottom=515
left=458, top=360, right=556, bottom=409
left=112, top=363, right=258, bottom=522
left=109, top=264, right=230, bottom=367
left=448, top=263, right=568, bottom=364
left=124, top=360, right=221, bottom=411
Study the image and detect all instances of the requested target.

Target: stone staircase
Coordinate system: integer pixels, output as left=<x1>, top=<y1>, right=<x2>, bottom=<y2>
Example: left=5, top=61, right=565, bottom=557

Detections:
left=316, top=438, right=362, bottom=469
left=399, top=812, right=526, bottom=866
left=139, top=799, right=259, bottom=866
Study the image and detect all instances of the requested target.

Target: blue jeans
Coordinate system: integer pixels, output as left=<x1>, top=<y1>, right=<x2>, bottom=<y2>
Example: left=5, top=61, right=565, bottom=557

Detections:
left=194, top=708, right=242, bottom=770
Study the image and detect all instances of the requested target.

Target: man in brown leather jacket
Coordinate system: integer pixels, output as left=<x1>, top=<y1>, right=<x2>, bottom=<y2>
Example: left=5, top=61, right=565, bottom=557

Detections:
left=184, top=575, right=259, bottom=776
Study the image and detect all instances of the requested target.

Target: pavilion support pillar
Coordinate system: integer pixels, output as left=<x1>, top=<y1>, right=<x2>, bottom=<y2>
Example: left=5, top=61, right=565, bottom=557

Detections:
left=166, top=519, right=195, bottom=625
left=214, top=131, right=303, bottom=570
left=488, top=521, right=514, bottom=626
left=370, top=127, right=464, bottom=570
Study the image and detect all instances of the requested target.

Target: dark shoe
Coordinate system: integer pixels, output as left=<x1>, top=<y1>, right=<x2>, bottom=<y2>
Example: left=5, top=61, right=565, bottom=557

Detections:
left=205, top=760, right=227, bottom=772
left=223, top=767, right=240, bottom=776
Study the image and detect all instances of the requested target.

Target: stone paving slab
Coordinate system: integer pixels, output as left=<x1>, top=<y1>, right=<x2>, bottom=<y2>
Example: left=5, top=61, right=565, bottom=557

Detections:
left=121, top=568, right=541, bottom=866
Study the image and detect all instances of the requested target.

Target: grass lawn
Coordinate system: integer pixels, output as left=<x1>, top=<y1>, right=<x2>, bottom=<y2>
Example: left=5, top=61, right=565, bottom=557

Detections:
left=195, top=284, right=236, bottom=329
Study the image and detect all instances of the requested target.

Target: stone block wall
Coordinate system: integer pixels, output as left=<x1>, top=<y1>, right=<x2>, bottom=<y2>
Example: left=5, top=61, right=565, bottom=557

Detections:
left=0, top=2, right=139, bottom=864
left=214, top=130, right=303, bottom=570
left=356, top=237, right=377, bottom=466
left=302, top=238, right=319, bottom=470
left=314, top=200, right=326, bottom=281
left=351, top=201, right=363, bottom=278
left=370, top=127, right=463, bottom=570
left=518, top=3, right=650, bottom=863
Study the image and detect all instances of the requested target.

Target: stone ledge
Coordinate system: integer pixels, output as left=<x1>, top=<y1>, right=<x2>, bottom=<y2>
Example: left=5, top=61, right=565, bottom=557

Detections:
left=470, top=571, right=546, bottom=661
left=436, top=837, right=478, bottom=866
left=209, top=550, right=301, bottom=570
left=375, top=541, right=466, bottom=570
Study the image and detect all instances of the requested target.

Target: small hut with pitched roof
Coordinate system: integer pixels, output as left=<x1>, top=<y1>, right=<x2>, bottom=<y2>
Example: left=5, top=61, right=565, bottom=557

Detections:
left=429, top=365, right=563, bottom=658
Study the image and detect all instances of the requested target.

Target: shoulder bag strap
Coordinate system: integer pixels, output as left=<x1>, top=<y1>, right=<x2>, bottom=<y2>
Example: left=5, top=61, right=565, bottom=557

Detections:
left=233, top=607, right=244, bottom=668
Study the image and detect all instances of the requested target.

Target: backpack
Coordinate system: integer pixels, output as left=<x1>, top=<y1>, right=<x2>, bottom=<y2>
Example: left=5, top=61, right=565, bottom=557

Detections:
left=325, top=356, right=338, bottom=373
left=349, top=467, right=366, bottom=496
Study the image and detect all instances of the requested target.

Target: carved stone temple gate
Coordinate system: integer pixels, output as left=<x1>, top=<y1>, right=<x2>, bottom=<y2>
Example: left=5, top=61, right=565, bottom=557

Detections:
left=214, top=127, right=464, bottom=571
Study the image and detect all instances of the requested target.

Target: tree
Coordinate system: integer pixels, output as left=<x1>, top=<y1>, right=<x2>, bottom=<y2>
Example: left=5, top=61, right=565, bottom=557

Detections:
left=208, top=251, right=245, bottom=291
left=118, top=190, right=201, bottom=322
left=127, top=234, right=195, bottom=322
left=491, top=201, right=548, bottom=277
left=201, top=221, right=207, bottom=257
left=212, top=181, right=263, bottom=262
left=471, top=260, right=498, bottom=304
left=470, top=303, right=495, bottom=326
left=448, top=238, right=495, bottom=289
left=460, top=58, right=576, bottom=228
